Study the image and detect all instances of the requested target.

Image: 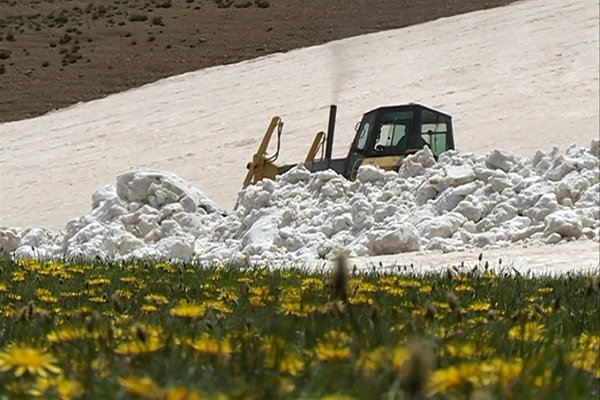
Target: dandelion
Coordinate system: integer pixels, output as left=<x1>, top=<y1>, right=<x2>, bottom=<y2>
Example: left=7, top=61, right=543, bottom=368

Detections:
left=12, top=271, right=26, bottom=282
left=455, top=284, right=474, bottom=293
left=145, top=293, right=169, bottom=305
left=156, top=262, right=176, bottom=273
left=479, top=358, right=523, bottom=386
left=314, top=331, right=352, bottom=362
left=420, top=284, right=433, bottom=294
left=428, top=362, right=481, bottom=395
left=508, top=322, right=546, bottom=342
left=164, top=387, right=203, bottom=400
left=301, top=277, right=324, bottom=291
left=120, top=276, right=137, bottom=283
left=445, top=343, right=476, bottom=358
left=187, top=334, right=232, bottom=358
left=119, top=375, right=163, bottom=398
left=315, top=343, right=351, bottom=362
left=87, top=277, right=111, bottom=286
left=115, top=325, right=163, bottom=356
left=89, top=296, right=107, bottom=304
left=141, top=304, right=159, bottom=313
left=568, top=333, right=600, bottom=378
left=468, top=301, right=491, bottom=312
left=170, top=301, right=207, bottom=319
left=33, top=374, right=83, bottom=399
left=279, top=354, right=305, bottom=376
left=0, top=344, right=62, bottom=377
left=537, top=287, right=553, bottom=294
left=47, top=327, right=88, bottom=344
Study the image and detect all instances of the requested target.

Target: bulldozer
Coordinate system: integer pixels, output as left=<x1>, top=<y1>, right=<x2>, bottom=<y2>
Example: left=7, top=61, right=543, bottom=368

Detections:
left=243, top=103, right=455, bottom=187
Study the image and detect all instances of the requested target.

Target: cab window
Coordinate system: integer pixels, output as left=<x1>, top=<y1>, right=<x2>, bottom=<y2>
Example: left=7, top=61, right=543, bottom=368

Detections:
left=421, top=110, right=450, bottom=157
left=354, top=112, right=376, bottom=151
left=372, top=111, right=413, bottom=153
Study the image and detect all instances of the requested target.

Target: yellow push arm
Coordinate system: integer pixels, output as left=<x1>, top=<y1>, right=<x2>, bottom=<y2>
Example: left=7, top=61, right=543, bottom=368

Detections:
left=305, top=131, right=325, bottom=162
left=243, top=116, right=281, bottom=187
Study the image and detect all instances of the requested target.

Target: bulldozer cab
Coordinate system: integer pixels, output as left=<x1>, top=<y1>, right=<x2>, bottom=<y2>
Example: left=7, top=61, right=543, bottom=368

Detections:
left=350, top=104, right=453, bottom=158
left=342, top=104, right=454, bottom=178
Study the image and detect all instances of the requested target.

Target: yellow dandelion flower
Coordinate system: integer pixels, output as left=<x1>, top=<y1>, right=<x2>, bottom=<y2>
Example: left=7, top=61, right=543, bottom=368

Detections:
left=455, top=284, right=474, bottom=293
left=187, top=334, right=232, bottom=357
left=428, top=362, right=480, bottom=395
left=115, top=289, right=134, bottom=299
left=397, top=278, right=421, bottom=288
left=391, top=346, right=409, bottom=372
left=279, top=354, right=305, bottom=376
left=0, top=344, right=62, bottom=377
left=279, top=301, right=311, bottom=317
left=537, top=287, right=554, bottom=294
left=568, top=334, right=600, bottom=378
left=87, top=277, right=110, bottom=286
left=51, top=269, right=73, bottom=280
left=141, top=304, right=158, bottom=313
left=12, top=271, right=26, bottom=282
left=120, top=276, right=137, bottom=283
left=315, top=343, right=350, bottom=362
left=170, top=302, right=207, bottom=319
left=479, top=358, right=523, bottom=386
left=1, top=305, right=16, bottom=318
left=0, top=282, right=8, bottom=292
left=508, top=322, right=546, bottom=342
left=60, top=291, right=83, bottom=298
left=249, top=295, right=267, bottom=308
left=445, top=343, right=476, bottom=359
left=467, top=316, right=489, bottom=326
left=67, top=266, right=86, bottom=274
left=164, top=387, right=203, bottom=400
left=119, top=375, right=163, bottom=398
left=468, top=301, right=491, bottom=312
left=384, top=287, right=406, bottom=297
left=35, top=288, right=58, bottom=304
left=218, top=288, right=238, bottom=302
left=34, top=374, right=83, bottom=400
left=115, top=325, right=163, bottom=356
left=352, top=280, right=377, bottom=293
left=420, top=285, right=433, bottom=294
left=302, top=277, right=324, bottom=291
left=348, top=293, right=373, bottom=306
left=145, top=293, right=169, bottom=305
left=358, top=347, right=387, bottom=373
left=89, top=296, right=107, bottom=304
left=47, top=327, right=88, bottom=344
left=156, top=262, right=176, bottom=273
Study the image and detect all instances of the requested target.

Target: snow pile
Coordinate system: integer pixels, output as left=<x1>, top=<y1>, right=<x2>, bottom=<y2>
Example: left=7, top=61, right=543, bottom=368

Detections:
left=1, top=142, right=598, bottom=264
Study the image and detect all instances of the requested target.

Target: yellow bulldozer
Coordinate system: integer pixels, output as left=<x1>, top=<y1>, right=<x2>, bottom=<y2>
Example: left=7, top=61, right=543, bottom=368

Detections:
left=243, top=104, right=455, bottom=187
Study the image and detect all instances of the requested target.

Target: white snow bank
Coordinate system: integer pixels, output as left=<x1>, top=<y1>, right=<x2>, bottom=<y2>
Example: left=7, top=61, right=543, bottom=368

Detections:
left=1, top=142, right=598, bottom=265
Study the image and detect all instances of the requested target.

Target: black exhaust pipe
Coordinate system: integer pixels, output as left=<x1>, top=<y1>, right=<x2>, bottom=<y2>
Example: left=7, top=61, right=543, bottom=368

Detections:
left=325, top=104, right=337, bottom=161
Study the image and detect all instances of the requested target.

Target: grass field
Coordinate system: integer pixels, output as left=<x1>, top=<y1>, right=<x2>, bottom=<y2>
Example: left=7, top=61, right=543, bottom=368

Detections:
left=0, top=257, right=598, bottom=399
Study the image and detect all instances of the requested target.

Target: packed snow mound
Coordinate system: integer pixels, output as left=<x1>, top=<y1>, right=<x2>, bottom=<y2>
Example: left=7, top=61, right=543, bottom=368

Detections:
left=1, top=142, right=598, bottom=264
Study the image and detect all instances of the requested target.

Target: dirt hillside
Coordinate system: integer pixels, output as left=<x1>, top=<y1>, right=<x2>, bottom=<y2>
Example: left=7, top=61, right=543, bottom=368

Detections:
left=0, top=0, right=515, bottom=122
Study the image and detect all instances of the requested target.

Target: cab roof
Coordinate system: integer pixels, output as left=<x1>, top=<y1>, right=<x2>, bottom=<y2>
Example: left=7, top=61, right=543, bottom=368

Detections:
left=364, top=103, right=452, bottom=119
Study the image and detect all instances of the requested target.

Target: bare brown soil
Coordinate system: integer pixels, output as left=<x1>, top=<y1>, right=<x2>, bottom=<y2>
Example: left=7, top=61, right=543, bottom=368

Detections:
left=0, top=0, right=515, bottom=122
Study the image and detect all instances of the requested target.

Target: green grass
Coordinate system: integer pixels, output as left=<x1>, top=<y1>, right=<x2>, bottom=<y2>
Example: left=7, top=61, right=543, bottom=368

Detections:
left=0, top=257, right=598, bottom=399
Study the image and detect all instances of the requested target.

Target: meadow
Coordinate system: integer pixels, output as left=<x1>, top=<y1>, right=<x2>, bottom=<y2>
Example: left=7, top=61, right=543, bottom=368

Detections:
left=0, top=257, right=598, bottom=399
